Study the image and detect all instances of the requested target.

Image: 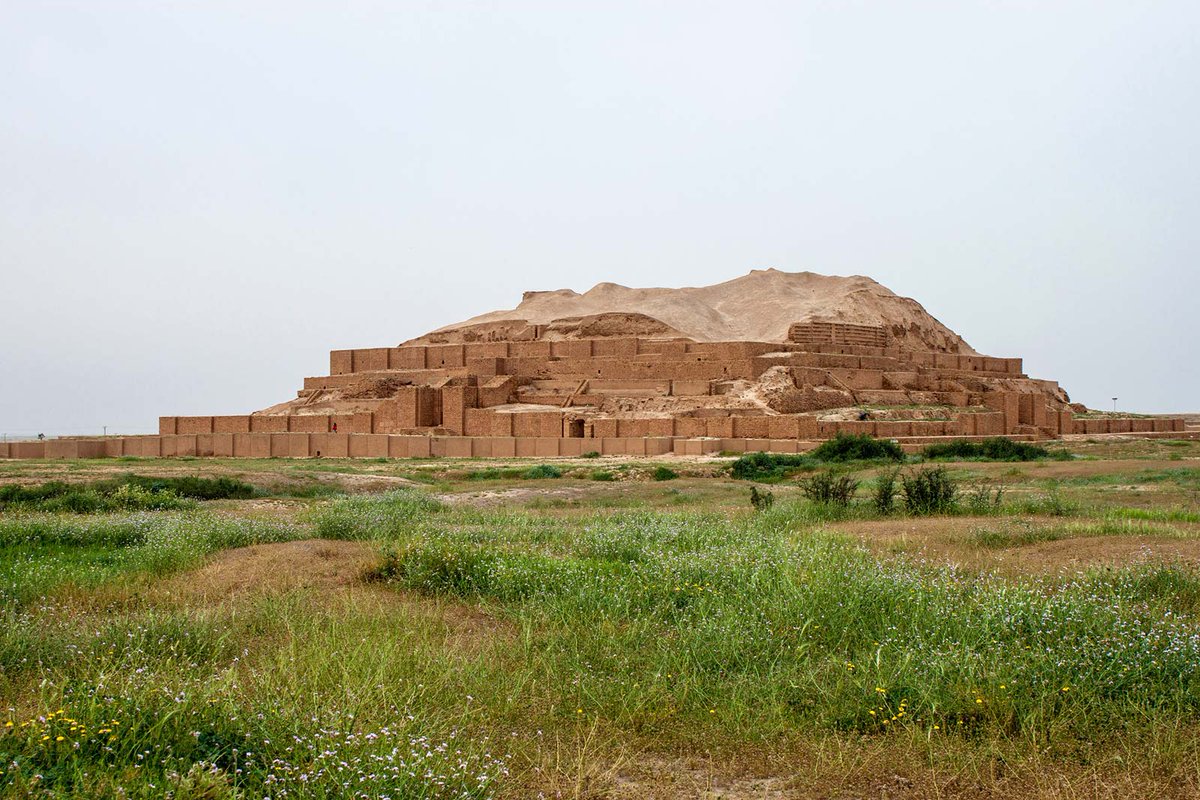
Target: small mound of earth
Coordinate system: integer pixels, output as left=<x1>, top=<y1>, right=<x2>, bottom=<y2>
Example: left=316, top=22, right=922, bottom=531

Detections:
left=407, top=269, right=974, bottom=353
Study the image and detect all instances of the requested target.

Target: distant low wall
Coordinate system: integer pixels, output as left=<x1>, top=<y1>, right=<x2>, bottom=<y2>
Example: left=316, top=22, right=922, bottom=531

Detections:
left=2, top=419, right=1192, bottom=462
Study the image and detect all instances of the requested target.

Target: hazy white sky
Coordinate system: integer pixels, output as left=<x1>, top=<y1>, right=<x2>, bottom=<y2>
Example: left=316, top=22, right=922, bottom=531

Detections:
left=2, top=1, right=1196, bottom=435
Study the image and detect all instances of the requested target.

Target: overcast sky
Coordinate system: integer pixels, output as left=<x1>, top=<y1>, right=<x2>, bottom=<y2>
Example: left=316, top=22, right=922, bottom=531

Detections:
left=2, top=1, right=1197, bottom=435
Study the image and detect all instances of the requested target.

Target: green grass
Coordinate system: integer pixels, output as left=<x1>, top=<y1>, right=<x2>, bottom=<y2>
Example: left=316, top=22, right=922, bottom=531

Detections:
left=0, top=512, right=301, bottom=609
left=730, top=435, right=906, bottom=482
left=3, top=448, right=1200, bottom=796
left=0, top=475, right=259, bottom=514
left=368, top=504, right=1200, bottom=746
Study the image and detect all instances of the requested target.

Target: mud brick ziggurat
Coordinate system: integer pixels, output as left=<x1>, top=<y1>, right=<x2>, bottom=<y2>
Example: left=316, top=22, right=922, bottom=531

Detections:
left=3, top=270, right=1188, bottom=459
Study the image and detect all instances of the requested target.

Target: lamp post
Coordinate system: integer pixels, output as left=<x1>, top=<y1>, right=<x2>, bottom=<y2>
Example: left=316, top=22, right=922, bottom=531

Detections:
left=1112, top=397, right=1118, bottom=413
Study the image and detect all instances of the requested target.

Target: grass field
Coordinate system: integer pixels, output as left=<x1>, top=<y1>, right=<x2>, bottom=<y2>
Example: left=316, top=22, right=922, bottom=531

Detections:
left=1, top=438, right=1200, bottom=798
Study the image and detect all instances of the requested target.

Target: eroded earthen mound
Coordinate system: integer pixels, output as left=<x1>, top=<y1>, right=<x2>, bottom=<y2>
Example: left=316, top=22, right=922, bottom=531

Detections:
left=406, top=269, right=974, bottom=353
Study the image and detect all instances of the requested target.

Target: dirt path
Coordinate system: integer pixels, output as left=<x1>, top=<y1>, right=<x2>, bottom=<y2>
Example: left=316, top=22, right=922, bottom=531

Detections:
left=163, top=539, right=375, bottom=602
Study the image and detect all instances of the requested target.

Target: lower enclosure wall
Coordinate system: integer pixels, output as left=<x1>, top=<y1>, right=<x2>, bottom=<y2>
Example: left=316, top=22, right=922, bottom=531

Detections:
left=2, top=418, right=1190, bottom=460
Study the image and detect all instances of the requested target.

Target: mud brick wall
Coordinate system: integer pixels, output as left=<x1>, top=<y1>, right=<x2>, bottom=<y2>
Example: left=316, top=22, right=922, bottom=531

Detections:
left=590, top=418, right=618, bottom=438
left=465, top=342, right=512, bottom=360
left=591, top=338, right=638, bottom=358
left=464, top=408, right=494, bottom=436
left=389, top=347, right=427, bottom=370
left=353, top=348, right=390, bottom=372
left=330, top=350, right=353, bottom=375
left=213, top=416, right=252, bottom=433
left=426, top=345, right=466, bottom=369
left=287, top=415, right=331, bottom=433
left=788, top=322, right=889, bottom=348
left=466, top=357, right=503, bottom=377
left=440, top=386, right=479, bottom=435
left=511, top=411, right=565, bottom=438
left=250, top=415, right=289, bottom=433
left=374, top=387, right=441, bottom=432
left=551, top=340, right=593, bottom=358
left=983, top=392, right=1021, bottom=433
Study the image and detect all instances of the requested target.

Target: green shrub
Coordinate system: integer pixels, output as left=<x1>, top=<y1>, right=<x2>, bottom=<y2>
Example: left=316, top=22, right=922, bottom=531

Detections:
left=462, top=467, right=525, bottom=481
left=749, top=486, right=775, bottom=511
left=1020, top=488, right=1079, bottom=517
left=798, top=469, right=859, bottom=506
left=0, top=479, right=195, bottom=513
left=581, top=451, right=601, bottom=459
left=591, top=470, right=616, bottom=481
left=873, top=469, right=900, bottom=515
left=0, top=475, right=252, bottom=513
left=652, top=466, right=678, bottom=481
left=901, top=467, right=957, bottom=515
left=810, top=433, right=904, bottom=463
left=966, top=480, right=1004, bottom=514
left=729, top=452, right=809, bottom=482
left=115, top=474, right=256, bottom=500
left=922, top=437, right=1069, bottom=462
left=522, top=464, right=563, bottom=479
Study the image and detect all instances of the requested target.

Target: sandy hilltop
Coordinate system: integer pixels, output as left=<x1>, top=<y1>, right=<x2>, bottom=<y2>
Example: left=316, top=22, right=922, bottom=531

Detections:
left=406, top=269, right=976, bottom=354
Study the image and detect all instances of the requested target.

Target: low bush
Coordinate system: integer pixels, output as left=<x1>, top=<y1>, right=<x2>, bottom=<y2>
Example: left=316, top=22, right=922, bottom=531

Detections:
left=966, top=480, right=1004, bottom=514
left=749, top=486, right=775, bottom=511
left=591, top=470, right=616, bottom=481
left=810, top=433, right=904, bottom=463
left=901, top=467, right=957, bottom=515
left=922, top=437, right=1070, bottom=462
left=729, top=452, right=810, bottom=482
left=798, top=469, right=859, bottom=506
left=522, top=464, right=563, bottom=480
left=462, top=467, right=525, bottom=481
left=0, top=475, right=254, bottom=513
left=652, top=466, right=678, bottom=481
left=873, top=469, right=900, bottom=515
left=116, top=474, right=256, bottom=500
left=0, top=481, right=193, bottom=513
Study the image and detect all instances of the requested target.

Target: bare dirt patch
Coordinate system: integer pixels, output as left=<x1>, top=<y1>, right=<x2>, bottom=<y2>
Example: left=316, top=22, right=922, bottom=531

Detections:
left=163, top=539, right=375, bottom=602
left=438, top=485, right=596, bottom=507
left=159, top=539, right=514, bottom=654
left=829, top=516, right=1200, bottom=575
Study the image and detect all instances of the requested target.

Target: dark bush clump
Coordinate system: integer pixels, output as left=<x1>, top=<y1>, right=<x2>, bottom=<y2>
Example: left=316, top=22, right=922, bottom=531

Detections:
left=749, top=486, right=775, bottom=511
left=463, top=467, right=525, bottom=481
left=591, top=470, right=616, bottom=481
left=113, top=474, right=256, bottom=500
left=652, top=466, right=678, bottom=481
left=0, top=474, right=252, bottom=513
left=730, top=452, right=809, bottom=482
left=901, top=467, right=957, bottom=515
left=873, top=469, right=900, bottom=515
left=522, top=464, right=563, bottom=479
left=799, top=469, right=859, bottom=507
left=810, top=433, right=904, bottom=463
left=921, top=437, right=1068, bottom=462
left=581, top=451, right=601, bottom=459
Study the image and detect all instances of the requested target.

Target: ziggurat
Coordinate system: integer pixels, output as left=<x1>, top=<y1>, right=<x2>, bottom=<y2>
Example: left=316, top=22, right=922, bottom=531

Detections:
left=3, top=271, right=1187, bottom=459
